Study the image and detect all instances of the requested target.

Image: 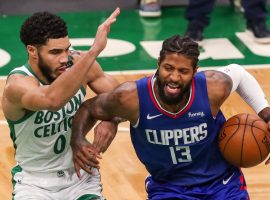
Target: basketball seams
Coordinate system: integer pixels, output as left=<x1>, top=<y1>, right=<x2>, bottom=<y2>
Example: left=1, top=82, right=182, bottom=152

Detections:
left=222, top=116, right=241, bottom=159
left=240, top=114, right=249, bottom=166
left=218, top=113, right=270, bottom=168
left=250, top=123, right=263, bottom=161
left=251, top=119, right=269, bottom=162
left=224, top=123, right=267, bottom=132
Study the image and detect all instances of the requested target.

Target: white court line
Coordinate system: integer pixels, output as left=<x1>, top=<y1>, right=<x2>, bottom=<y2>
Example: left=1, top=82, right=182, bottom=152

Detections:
left=106, top=64, right=270, bottom=75
left=118, top=127, right=130, bottom=132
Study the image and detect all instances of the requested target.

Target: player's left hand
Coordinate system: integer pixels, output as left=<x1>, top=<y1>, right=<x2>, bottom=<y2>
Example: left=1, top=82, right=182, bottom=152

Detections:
left=265, top=121, right=270, bottom=165
left=264, top=114, right=270, bottom=165
left=258, top=108, right=270, bottom=165
left=93, top=120, right=118, bottom=153
left=91, top=7, right=120, bottom=54
left=71, top=137, right=101, bottom=178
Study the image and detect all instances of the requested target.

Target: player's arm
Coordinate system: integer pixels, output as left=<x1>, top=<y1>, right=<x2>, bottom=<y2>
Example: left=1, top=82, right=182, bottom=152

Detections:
left=206, top=64, right=270, bottom=123
left=209, top=64, right=270, bottom=165
left=83, top=61, right=122, bottom=154
left=3, top=8, right=120, bottom=115
left=204, top=69, right=233, bottom=117
left=85, top=60, right=119, bottom=93
left=71, top=81, right=138, bottom=177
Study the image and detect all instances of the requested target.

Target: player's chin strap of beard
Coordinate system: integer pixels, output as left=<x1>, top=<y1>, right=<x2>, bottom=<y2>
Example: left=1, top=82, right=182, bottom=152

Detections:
left=217, top=64, right=270, bottom=120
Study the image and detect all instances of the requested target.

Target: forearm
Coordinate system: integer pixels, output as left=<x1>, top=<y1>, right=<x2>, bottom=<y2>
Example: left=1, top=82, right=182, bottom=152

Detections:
left=71, top=101, right=98, bottom=143
left=110, top=116, right=127, bottom=124
left=47, top=49, right=100, bottom=107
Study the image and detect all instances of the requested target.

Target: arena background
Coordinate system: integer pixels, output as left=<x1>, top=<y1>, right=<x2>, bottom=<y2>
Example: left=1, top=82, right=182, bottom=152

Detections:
left=1, top=1, right=270, bottom=199
left=1, top=0, right=270, bottom=75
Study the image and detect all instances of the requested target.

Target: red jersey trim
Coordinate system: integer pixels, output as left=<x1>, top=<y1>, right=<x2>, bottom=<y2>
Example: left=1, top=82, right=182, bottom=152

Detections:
left=147, top=76, right=195, bottom=119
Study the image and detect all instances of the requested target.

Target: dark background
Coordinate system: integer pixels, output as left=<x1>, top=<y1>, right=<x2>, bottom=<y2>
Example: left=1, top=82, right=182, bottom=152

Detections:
left=2, top=0, right=269, bottom=15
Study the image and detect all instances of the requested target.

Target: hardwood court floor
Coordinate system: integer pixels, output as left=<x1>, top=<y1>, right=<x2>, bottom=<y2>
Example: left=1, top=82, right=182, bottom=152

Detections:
left=1, top=69, right=270, bottom=199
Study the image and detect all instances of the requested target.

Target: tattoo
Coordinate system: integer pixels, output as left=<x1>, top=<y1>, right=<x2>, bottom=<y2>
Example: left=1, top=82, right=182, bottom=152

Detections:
left=66, top=55, right=74, bottom=68
left=67, top=50, right=81, bottom=68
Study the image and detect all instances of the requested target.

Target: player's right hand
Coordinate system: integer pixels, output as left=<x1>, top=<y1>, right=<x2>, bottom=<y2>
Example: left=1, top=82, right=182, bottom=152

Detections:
left=91, top=7, right=120, bottom=54
left=71, top=138, right=102, bottom=178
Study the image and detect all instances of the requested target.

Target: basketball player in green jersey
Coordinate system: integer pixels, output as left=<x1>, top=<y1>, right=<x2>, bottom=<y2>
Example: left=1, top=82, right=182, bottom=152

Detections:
left=1, top=8, right=120, bottom=200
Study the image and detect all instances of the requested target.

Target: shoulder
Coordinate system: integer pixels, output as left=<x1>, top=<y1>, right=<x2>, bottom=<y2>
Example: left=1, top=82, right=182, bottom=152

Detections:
left=112, top=81, right=138, bottom=103
left=6, top=73, right=40, bottom=89
left=104, top=81, right=138, bottom=115
left=114, top=81, right=138, bottom=123
left=117, top=81, right=137, bottom=90
left=93, top=81, right=138, bottom=124
left=204, top=70, right=231, bottom=82
left=2, top=74, right=39, bottom=121
left=3, top=73, right=40, bottom=108
left=7, top=64, right=39, bottom=86
left=204, top=70, right=233, bottom=112
left=204, top=70, right=232, bottom=91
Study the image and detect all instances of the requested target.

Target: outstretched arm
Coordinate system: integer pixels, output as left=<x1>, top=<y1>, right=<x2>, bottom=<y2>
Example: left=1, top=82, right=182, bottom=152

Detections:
left=71, top=81, right=138, bottom=177
left=2, top=8, right=121, bottom=122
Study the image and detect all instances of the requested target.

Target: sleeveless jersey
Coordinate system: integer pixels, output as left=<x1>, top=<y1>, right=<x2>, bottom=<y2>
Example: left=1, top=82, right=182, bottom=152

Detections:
left=7, top=64, right=86, bottom=172
left=130, top=72, right=233, bottom=186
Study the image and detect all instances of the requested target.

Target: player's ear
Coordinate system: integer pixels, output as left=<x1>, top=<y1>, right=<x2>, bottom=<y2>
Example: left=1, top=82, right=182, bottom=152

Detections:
left=27, top=45, right=38, bottom=59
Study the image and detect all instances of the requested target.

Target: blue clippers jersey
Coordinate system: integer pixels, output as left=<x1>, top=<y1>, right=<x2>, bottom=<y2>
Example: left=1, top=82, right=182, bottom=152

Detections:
left=130, top=72, right=233, bottom=186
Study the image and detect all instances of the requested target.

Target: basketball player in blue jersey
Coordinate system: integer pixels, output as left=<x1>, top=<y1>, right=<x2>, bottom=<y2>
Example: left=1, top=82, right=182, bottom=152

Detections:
left=71, top=35, right=270, bottom=199
left=1, top=8, right=121, bottom=200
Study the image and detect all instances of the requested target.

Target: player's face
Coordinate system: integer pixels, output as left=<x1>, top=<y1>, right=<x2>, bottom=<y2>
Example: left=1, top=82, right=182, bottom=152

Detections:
left=156, top=53, right=197, bottom=105
left=37, top=37, right=71, bottom=83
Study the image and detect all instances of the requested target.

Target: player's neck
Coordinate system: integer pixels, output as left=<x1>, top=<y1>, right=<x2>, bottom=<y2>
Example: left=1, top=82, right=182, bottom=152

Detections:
left=161, top=93, right=190, bottom=113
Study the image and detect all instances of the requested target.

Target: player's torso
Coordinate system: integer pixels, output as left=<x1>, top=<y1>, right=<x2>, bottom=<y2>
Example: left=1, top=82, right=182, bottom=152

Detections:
left=7, top=65, right=86, bottom=172
left=130, top=72, right=231, bottom=186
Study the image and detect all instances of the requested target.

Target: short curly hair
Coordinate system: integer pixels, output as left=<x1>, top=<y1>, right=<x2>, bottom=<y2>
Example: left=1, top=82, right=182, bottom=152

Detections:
left=159, top=35, right=200, bottom=69
left=20, top=11, right=68, bottom=46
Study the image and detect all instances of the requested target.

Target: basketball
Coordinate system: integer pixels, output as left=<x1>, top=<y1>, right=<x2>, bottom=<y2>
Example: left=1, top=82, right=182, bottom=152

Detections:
left=218, top=113, right=270, bottom=168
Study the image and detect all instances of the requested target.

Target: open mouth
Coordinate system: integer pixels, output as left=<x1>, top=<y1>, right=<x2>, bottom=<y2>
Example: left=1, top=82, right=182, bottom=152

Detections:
left=57, top=66, right=67, bottom=73
left=165, top=83, right=181, bottom=95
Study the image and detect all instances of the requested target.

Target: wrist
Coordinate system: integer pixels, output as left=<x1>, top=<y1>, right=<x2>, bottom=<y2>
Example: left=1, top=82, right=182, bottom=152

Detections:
left=258, top=107, right=270, bottom=123
left=71, top=134, right=85, bottom=145
left=88, top=45, right=101, bottom=56
left=263, top=115, right=270, bottom=123
left=111, top=117, right=126, bottom=125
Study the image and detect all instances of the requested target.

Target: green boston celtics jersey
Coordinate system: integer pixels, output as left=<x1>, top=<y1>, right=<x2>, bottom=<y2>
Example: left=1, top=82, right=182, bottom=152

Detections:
left=7, top=65, right=86, bottom=172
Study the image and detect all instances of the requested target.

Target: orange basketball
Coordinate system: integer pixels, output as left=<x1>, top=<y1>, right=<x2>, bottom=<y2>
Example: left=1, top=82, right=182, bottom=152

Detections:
left=218, top=113, right=270, bottom=168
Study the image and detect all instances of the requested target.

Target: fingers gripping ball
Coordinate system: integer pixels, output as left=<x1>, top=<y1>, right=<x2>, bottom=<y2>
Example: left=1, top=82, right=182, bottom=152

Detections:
left=218, top=113, right=270, bottom=168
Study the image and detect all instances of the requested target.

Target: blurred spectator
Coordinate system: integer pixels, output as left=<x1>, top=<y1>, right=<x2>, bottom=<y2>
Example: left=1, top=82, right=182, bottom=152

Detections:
left=185, top=0, right=270, bottom=44
left=139, top=0, right=161, bottom=17
left=139, top=0, right=270, bottom=44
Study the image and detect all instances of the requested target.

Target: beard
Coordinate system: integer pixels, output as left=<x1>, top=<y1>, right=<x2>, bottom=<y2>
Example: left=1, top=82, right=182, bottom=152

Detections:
left=156, top=72, right=192, bottom=105
left=38, top=52, right=55, bottom=83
